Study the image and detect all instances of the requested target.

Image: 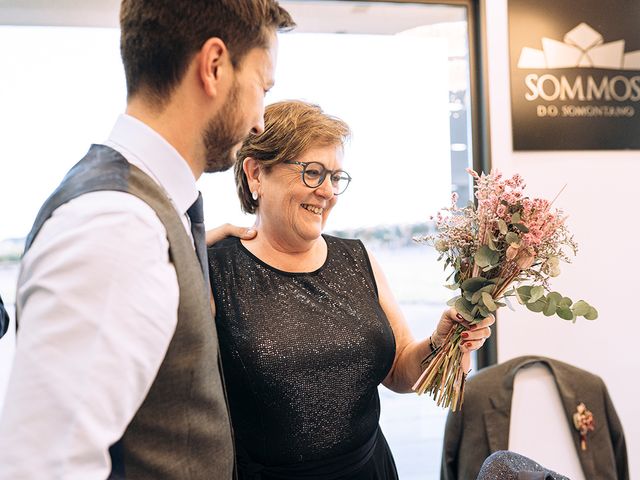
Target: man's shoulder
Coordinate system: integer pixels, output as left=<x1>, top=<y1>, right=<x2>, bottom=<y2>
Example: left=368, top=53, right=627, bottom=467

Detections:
left=53, top=190, right=163, bottom=231
left=26, top=191, right=168, bottom=262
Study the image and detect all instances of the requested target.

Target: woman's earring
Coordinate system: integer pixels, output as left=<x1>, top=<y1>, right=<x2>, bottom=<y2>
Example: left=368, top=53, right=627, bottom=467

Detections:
left=252, top=191, right=258, bottom=201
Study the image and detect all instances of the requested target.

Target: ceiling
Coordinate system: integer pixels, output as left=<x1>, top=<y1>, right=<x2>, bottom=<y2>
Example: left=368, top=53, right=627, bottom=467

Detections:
left=0, top=0, right=120, bottom=27
left=0, top=1, right=466, bottom=32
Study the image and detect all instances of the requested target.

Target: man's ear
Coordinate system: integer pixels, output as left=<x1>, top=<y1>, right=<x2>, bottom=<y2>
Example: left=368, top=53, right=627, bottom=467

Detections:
left=198, top=37, right=231, bottom=98
left=243, top=157, right=262, bottom=192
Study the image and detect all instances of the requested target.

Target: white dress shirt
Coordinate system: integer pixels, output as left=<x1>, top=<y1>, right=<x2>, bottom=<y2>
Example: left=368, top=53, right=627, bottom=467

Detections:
left=509, top=363, right=586, bottom=480
left=0, top=114, right=199, bottom=479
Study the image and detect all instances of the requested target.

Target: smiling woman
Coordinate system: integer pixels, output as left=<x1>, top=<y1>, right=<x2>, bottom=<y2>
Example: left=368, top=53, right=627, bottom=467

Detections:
left=250, top=144, right=345, bottom=254
left=206, top=100, right=493, bottom=480
left=235, top=101, right=350, bottom=263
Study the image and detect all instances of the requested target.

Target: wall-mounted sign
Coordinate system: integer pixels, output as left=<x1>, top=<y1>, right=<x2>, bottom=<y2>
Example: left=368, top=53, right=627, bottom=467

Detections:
left=508, top=0, right=640, bottom=150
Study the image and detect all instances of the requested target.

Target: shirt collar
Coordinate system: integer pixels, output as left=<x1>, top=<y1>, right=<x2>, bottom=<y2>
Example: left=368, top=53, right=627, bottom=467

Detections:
left=104, top=114, right=198, bottom=216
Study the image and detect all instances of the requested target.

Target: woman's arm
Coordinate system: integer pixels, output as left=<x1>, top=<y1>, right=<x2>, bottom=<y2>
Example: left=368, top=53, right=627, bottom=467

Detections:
left=366, top=248, right=494, bottom=393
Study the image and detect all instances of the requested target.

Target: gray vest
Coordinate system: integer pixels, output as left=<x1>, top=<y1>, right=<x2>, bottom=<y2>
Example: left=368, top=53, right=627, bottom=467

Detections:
left=23, top=144, right=234, bottom=479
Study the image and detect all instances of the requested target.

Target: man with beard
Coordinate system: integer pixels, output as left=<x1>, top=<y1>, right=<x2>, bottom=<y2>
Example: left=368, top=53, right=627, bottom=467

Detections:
left=0, top=1, right=294, bottom=479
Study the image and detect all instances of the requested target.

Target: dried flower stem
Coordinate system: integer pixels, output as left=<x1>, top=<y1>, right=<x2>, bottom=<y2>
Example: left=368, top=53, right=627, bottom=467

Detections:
left=413, top=325, right=467, bottom=411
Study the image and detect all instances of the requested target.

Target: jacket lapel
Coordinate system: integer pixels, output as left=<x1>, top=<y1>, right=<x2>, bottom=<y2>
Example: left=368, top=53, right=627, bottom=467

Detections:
left=484, top=401, right=510, bottom=452
left=483, top=358, right=523, bottom=452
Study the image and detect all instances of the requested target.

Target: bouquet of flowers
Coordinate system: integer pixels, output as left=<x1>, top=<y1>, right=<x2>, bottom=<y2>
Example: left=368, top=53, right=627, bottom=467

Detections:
left=412, top=169, right=597, bottom=411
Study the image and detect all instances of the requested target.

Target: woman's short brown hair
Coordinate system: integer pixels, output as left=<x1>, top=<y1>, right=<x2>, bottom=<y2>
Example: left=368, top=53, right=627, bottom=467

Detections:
left=235, top=100, right=351, bottom=214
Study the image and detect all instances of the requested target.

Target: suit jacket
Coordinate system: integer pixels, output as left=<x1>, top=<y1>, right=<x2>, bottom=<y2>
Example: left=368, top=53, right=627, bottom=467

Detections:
left=441, top=356, right=629, bottom=480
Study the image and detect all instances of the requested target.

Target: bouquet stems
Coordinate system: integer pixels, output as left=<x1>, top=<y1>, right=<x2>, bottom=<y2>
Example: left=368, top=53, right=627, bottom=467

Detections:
left=412, top=325, right=468, bottom=411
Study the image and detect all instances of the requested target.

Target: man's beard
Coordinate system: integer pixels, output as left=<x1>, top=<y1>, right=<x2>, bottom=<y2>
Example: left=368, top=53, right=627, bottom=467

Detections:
left=202, top=80, right=246, bottom=173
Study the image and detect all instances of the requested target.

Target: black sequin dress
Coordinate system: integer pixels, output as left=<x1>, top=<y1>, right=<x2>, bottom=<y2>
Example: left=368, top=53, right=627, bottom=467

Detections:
left=208, top=235, right=398, bottom=480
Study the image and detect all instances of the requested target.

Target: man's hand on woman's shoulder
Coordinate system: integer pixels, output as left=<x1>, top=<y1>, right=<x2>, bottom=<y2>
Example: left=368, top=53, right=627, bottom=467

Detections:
left=206, top=224, right=257, bottom=246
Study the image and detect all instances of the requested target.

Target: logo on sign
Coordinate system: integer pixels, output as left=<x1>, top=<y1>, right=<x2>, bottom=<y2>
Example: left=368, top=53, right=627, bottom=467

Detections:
left=517, top=23, right=640, bottom=70
left=516, top=23, right=640, bottom=107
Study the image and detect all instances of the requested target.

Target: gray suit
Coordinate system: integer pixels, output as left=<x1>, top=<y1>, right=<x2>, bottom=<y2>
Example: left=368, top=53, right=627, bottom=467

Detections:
left=23, top=145, right=234, bottom=479
left=441, top=356, right=628, bottom=480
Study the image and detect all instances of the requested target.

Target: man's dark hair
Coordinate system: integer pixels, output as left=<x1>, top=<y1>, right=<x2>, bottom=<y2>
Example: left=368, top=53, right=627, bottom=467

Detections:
left=120, top=0, right=294, bottom=105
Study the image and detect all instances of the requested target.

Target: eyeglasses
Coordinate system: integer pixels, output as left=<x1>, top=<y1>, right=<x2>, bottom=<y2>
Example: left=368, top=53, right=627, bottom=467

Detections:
left=283, top=161, right=352, bottom=195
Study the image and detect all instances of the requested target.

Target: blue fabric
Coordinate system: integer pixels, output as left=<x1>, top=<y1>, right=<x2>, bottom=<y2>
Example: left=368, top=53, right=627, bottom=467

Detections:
left=0, top=294, right=9, bottom=339
left=108, top=441, right=125, bottom=479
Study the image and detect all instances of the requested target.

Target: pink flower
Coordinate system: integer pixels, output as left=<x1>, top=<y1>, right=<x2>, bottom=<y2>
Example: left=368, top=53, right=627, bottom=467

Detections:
left=496, top=204, right=507, bottom=218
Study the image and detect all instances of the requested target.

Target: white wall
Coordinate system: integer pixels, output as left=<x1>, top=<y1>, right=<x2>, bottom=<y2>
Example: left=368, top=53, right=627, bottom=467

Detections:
left=485, top=0, right=637, bottom=476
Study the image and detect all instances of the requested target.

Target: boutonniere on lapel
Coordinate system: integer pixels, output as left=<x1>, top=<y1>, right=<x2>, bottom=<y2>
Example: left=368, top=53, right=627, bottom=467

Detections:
left=573, top=402, right=595, bottom=450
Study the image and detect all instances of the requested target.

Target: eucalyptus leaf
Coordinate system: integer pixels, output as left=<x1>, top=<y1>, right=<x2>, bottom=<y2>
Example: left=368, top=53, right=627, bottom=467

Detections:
left=543, top=297, right=557, bottom=316
left=557, top=306, right=575, bottom=320
left=572, top=300, right=590, bottom=317
left=498, top=219, right=508, bottom=234
left=518, top=286, right=533, bottom=295
left=529, top=285, right=545, bottom=303
left=455, top=298, right=475, bottom=322
left=513, top=223, right=530, bottom=233
left=445, top=283, right=459, bottom=290
left=505, top=232, right=521, bottom=245
left=475, top=245, right=499, bottom=268
left=511, top=212, right=521, bottom=223
left=504, top=295, right=516, bottom=311
left=488, top=235, right=498, bottom=251
left=584, top=306, right=599, bottom=320
left=482, top=292, right=497, bottom=311
left=547, top=292, right=563, bottom=304
left=461, top=277, right=492, bottom=293
left=478, top=305, right=490, bottom=318
left=447, top=296, right=460, bottom=307
left=559, top=296, right=573, bottom=308
left=480, top=284, right=496, bottom=293
left=471, top=290, right=483, bottom=304
left=526, top=299, right=546, bottom=313
left=516, top=285, right=532, bottom=303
